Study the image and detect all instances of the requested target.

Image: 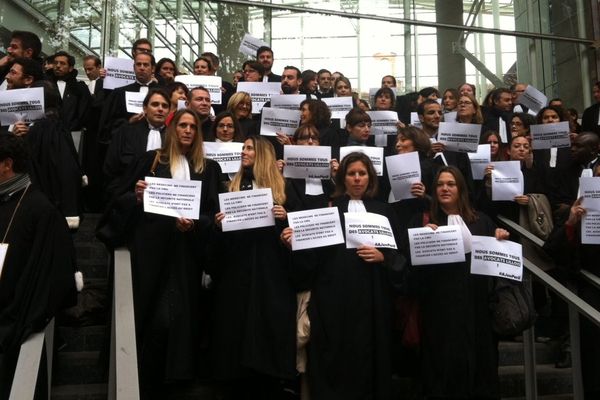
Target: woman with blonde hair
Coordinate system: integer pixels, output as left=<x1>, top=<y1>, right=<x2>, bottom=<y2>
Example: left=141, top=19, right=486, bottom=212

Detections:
left=111, top=108, right=222, bottom=397
left=209, top=135, right=300, bottom=398
left=227, top=91, right=256, bottom=137
left=456, top=93, right=484, bottom=124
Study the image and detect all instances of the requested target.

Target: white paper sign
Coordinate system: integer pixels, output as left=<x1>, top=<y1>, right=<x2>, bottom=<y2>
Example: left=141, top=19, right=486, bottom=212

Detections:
left=582, top=211, right=600, bottom=244
left=367, top=111, right=399, bottom=135
left=410, top=112, right=422, bottom=128
left=125, top=91, right=145, bottom=114
left=236, top=82, right=281, bottom=113
left=498, top=117, right=508, bottom=143
left=143, top=177, right=202, bottom=219
left=270, top=94, right=306, bottom=110
left=177, top=99, right=186, bottom=110
left=239, top=33, right=269, bottom=57
left=218, top=188, right=275, bottom=231
left=385, top=152, right=421, bottom=201
left=407, top=226, right=466, bottom=266
left=288, top=207, right=344, bottom=250
left=518, top=85, right=547, bottom=114
left=203, top=141, right=243, bottom=173
left=0, top=87, right=45, bottom=125
left=175, top=75, right=222, bottom=104
left=344, top=212, right=397, bottom=249
left=283, top=145, right=331, bottom=179
left=260, top=107, right=301, bottom=136
left=437, top=122, right=481, bottom=153
left=492, top=161, right=524, bottom=201
left=322, top=97, right=354, bottom=119
left=530, top=121, right=571, bottom=149
left=471, top=236, right=523, bottom=281
left=339, top=146, right=384, bottom=176
left=580, top=177, right=600, bottom=211
left=0, top=243, right=7, bottom=280
left=103, top=57, right=136, bottom=90
left=444, top=111, right=457, bottom=122
left=468, top=144, right=491, bottom=180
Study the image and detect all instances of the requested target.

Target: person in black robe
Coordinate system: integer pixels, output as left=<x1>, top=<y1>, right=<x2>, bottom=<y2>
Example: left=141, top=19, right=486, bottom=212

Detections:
left=208, top=136, right=300, bottom=398
left=581, top=81, right=600, bottom=136
left=402, top=165, right=510, bottom=400
left=98, top=52, right=160, bottom=144
left=283, top=152, right=405, bottom=400
left=109, top=109, right=222, bottom=398
left=0, top=134, right=77, bottom=399
left=103, top=89, right=169, bottom=199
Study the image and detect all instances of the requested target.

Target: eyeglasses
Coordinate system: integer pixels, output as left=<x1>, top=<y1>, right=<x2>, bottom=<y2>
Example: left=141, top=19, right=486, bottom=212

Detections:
left=458, top=101, right=473, bottom=106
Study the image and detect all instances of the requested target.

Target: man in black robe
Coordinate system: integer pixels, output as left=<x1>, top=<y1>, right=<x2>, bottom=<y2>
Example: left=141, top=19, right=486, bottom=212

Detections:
left=256, top=46, right=281, bottom=82
left=98, top=52, right=160, bottom=144
left=581, top=81, right=600, bottom=137
left=186, top=86, right=214, bottom=141
left=0, top=134, right=77, bottom=399
left=0, top=31, right=42, bottom=86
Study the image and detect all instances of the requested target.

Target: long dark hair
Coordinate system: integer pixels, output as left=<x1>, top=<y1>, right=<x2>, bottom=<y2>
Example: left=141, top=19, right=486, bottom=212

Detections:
left=430, top=166, right=477, bottom=224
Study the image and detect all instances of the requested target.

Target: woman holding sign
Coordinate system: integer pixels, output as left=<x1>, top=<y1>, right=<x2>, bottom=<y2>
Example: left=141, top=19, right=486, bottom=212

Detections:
left=209, top=135, right=300, bottom=398
left=107, top=109, right=222, bottom=398
left=405, top=165, right=509, bottom=400
left=285, top=152, right=404, bottom=400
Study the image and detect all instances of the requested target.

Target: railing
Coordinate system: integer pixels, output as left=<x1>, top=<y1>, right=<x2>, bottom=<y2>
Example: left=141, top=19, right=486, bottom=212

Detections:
left=497, top=215, right=600, bottom=400
left=108, top=248, right=140, bottom=400
left=9, top=318, right=55, bottom=400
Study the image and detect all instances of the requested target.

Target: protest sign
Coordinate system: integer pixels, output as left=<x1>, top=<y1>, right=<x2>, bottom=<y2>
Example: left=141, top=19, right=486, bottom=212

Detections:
left=260, top=107, right=301, bottom=136
left=288, top=207, right=344, bottom=250
left=471, top=236, right=523, bottom=281
left=582, top=211, right=600, bottom=245
left=468, top=144, right=491, bottom=180
left=143, top=177, right=202, bottom=219
left=410, top=112, right=422, bottom=128
left=270, top=94, right=306, bottom=110
left=203, top=142, right=243, bottom=173
left=492, top=161, right=524, bottom=201
left=283, top=145, right=331, bottom=179
left=339, top=146, right=384, bottom=176
left=236, top=82, right=281, bottom=113
left=385, top=151, right=421, bottom=200
left=407, top=225, right=465, bottom=266
left=219, top=188, right=274, bottom=231
left=125, top=91, right=145, bottom=114
left=530, top=121, right=571, bottom=149
left=579, top=177, right=600, bottom=211
left=517, top=85, right=547, bottom=114
left=367, top=111, right=399, bottom=135
left=437, top=122, right=481, bottom=153
left=103, top=57, right=136, bottom=89
left=175, top=75, right=223, bottom=104
left=344, top=212, right=397, bottom=249
left=322, top=97, right=353, bottom=119
left=239, top=33, right=269, bottom=57
left=0, top=87, right=45, bottom=125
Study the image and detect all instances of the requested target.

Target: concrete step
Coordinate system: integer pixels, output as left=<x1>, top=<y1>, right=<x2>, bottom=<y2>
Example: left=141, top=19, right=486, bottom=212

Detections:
left=51, top=384, right=107, bottom=400
left=52, top=351, right=105, bottom=386
left=57, top=325, right=107, bottom=353
left=498, top=340, right=561, bottom=366
left=499, top=364, right=573, bottom=398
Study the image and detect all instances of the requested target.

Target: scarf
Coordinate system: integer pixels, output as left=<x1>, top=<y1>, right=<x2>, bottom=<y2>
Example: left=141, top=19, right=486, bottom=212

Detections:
left=171, top=154, right=191, bottom=181
left=0, top=173, right=31, bottom=201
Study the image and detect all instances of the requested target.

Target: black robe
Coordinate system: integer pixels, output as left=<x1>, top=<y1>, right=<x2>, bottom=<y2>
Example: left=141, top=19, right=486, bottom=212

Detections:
left=295, top=196, right=404, bottom=400
left=404, top=211, right=499, bottom=399
left=581, top=102, right=600, bottom=136
left=0, top=186, right=77, bottom=396
left=113, top=151, right=222, bottom=388
left=207, top=181, right=300, bottom=381
left=47, top=69, right=91, bottom=132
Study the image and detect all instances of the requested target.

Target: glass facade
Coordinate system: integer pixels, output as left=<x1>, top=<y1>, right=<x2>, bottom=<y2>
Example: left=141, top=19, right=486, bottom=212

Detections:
left=1, top=0, right=598, bottom=109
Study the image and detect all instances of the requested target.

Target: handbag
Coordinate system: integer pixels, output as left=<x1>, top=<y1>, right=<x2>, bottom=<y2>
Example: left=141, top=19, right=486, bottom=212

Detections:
left=525, top=193, right=553, bottom=240
left=489, top=272, right=537, bottom=336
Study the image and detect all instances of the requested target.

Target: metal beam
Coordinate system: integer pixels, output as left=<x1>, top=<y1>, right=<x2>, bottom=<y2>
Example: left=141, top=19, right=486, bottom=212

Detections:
left=211, top=0, right=595, bottom=45
left=453, top=42, right=504, bottom=87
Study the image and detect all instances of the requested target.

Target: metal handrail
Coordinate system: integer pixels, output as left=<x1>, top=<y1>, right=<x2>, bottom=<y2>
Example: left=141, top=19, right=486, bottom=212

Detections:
left=9, top=318, right=55, bottom=400
left=108, top=248, right=139, bottom=400
left=497, top=215, right=600, bottom=400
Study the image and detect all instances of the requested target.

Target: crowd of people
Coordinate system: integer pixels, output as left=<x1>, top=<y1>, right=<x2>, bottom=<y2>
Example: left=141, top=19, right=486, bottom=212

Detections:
left=1, top=28, right=600, bottom=400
